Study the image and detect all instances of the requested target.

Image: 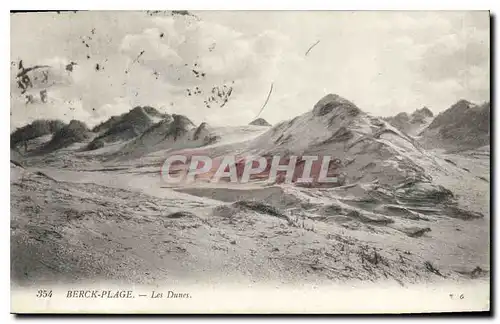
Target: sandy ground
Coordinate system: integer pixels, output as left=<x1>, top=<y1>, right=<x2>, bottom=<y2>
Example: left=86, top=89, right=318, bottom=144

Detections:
left=10, top=103, right=490, bottom=306
left=11, top=143, right=490, bottom=289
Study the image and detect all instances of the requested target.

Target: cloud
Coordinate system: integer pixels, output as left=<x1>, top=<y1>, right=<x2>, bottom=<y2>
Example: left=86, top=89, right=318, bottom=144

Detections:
left=10, top=11, right=490, bottom=129
left=120, top=28, right=183, bottom=68
left=121, top=16, right=289, bottom=84
left=406, top=13, right=490, bottom=109
left=113, top=15, right=292, bottom=125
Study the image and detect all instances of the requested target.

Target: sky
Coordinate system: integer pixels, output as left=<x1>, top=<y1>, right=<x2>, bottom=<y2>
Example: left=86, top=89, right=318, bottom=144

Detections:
left=10, top=10, right=490, bottom=130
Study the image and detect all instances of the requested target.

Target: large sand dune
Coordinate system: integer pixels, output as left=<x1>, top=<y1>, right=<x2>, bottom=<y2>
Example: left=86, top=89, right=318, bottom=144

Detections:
left=10, top=95, right=490, bottom=289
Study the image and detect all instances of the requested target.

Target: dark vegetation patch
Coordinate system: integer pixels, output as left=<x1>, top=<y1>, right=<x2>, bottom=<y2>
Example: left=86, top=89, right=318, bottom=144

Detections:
left=11, top=119, right=66, bottom=148
left=166, top=211, right=196, bottom=219
left=42, top=120, right=90, bottom=152
left=85, top=138, right=105, bottom=151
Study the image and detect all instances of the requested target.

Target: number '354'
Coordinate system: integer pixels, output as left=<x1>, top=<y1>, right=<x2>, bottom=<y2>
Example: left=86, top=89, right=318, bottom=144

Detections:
left=36, top=290, right=52, bottom=298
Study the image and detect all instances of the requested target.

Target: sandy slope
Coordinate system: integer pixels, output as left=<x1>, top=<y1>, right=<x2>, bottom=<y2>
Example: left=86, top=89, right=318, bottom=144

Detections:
left=11, top=144, right=490, bottom=288
left=10, top=95, right=490, bottom=291
left=8, top=165, right=463, bottom=287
